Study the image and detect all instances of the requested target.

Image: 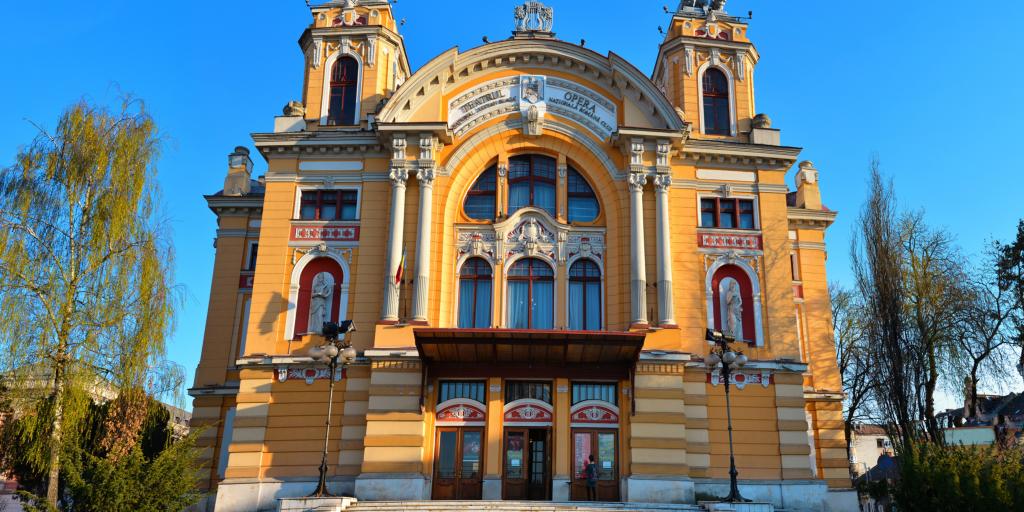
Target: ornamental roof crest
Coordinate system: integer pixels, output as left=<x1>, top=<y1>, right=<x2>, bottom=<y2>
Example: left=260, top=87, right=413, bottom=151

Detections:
left=514, top=1, right=554, bottom=33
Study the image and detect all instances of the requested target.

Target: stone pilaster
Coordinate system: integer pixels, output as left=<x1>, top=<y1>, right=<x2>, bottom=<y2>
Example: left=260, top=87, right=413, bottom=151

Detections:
left=411, top=167, right=435, bottom=324
left=653, top=173, right=676, bottom=327
left=629, top=170, right=649, bottom=327
left=381, top=135, right=408, bottom=323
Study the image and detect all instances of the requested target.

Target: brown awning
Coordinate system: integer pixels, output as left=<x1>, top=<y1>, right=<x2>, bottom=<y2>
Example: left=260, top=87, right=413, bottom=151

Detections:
left=414, top=328, right=645, bottom=379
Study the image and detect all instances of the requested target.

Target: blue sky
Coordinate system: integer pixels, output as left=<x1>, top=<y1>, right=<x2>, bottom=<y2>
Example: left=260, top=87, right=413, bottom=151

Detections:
left=1, top=1, right=1021, bottom=407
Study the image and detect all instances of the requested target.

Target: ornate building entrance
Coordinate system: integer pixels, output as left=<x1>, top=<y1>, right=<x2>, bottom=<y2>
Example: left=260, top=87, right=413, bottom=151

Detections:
left=432, top=427, right=483, bottom=500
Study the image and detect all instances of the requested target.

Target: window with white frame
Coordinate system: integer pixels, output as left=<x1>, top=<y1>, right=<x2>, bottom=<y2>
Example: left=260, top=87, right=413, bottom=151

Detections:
left=299, top=189, right=359, bottom=221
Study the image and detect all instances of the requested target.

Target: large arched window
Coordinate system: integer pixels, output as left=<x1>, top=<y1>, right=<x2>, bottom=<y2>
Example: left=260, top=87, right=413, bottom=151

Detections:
left=507, top=258, right=554, bottom=329
left=567, top=168, right=599, bottom=223
left=508, top=155, right=556, bottom=216
left=568, top=259, right=601, bottom=331
left=293, top=257, right=344, bottom=339
left=458, top=258, right=492, bottom=328
left=327, top=57, right=360, bottom=126
left=702, top=68, right=731, bottom=136
left=464, top=166, right=497, bottom=221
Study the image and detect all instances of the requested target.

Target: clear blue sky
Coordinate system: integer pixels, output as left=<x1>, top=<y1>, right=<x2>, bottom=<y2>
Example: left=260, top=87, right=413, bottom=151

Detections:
left=2, top=1, right=1022, bottom=407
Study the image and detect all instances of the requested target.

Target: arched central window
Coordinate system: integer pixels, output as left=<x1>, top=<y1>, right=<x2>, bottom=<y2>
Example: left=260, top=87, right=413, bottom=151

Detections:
left=458, top=258, right=492, bottom=328
left=508, top=155, right=556, bottom=216
left=702, top=68, right=730, bottom=136
left=567, top=168, right=599, bottom=223
left=464, top=166, right=497, bottom=221
left=568, top=259, right=601, bottom=331
left=327, top=57, right=359, bottom=126
left=507, top=258, right=554, bottom=329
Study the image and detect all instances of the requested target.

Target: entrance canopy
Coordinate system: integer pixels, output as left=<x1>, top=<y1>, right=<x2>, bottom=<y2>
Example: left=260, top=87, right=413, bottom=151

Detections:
left=414, top=328, right=644, bottom=379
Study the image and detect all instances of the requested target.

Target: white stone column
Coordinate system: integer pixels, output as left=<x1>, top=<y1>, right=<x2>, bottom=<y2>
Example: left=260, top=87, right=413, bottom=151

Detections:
left=653, top=174, right=676, bottom=326
left=411, top=167, right=435, bottom=324
left=381, top=136, right=409, bottom=323
left=629, top=171, right=649, bottom=327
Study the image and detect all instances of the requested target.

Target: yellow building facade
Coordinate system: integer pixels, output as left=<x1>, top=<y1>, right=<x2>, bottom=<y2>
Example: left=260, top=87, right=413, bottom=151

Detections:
left=189, top=1, right=850, bottom=510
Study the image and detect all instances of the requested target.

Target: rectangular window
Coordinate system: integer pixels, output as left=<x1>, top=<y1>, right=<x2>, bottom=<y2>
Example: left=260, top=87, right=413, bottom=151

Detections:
left=246, top=242, right=259, bottom=271
left=505, top=381, right=552, bottom=404
left=298, top=189, right=359, bottom=221
left=790, top=253, right=801, bottom=281
left=571, top=382, right=617, bottom=406
left=438, top=380, right=487, bottom=404
left=700, top=197, right=756, bottom=230
left=876, top=438, right=885, bottom=448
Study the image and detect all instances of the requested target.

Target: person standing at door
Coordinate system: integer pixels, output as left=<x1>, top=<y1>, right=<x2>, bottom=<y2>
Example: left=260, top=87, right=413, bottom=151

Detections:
left=585, top=454, right=598, bottom=501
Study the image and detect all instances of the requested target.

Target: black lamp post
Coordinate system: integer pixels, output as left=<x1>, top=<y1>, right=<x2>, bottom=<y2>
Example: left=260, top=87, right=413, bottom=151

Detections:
left=308, top=320, right=357, bottom=498
left=705, top=328, right=749, bottom=503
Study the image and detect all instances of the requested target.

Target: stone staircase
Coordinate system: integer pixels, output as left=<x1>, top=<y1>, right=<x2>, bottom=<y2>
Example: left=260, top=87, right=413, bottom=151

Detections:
left=347, top=502, right=703, bottom=512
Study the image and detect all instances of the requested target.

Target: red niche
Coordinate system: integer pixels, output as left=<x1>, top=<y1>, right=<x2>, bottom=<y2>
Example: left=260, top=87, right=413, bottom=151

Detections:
left=711, top=264, right=756, bottom=343
left=294, top=257, right=344, bottom=339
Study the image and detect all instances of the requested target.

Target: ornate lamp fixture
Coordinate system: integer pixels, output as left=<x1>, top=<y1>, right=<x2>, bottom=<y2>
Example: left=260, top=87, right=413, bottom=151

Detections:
left=309, top=320, right=357, bottom=498
left=705, top=328, right=749, bottom=503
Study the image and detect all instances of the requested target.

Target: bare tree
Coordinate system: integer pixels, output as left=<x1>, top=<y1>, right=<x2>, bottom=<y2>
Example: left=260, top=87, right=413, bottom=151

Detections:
left=831, top=282, right=872, bottom=470
left=0, top=101, right=180, bottom=508
left=851, top=160, right=916, bottom=450
left=994, top=220, right=1024, bottom=382
left=899, top=213, right=971, bottom=443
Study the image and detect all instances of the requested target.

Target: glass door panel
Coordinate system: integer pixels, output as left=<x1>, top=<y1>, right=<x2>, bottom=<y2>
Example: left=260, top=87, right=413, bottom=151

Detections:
left=597, top=432, right=616, bottom=481
left=438, top=431, right=457, bottom=479
left=462, top=430, right=482, bottom=479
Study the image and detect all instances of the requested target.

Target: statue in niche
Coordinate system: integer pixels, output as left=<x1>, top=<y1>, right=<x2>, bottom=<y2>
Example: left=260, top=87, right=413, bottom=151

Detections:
left=308, top=272, right=334, bottom=335
left=724, top=280, right=743, bottom=340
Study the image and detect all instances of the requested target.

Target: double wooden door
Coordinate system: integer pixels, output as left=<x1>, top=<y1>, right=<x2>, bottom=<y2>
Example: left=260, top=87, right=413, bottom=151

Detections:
left=502, top=428, right=551, bottom=500
left=432, top=427, right=483, bottom=500
left=570, top=429, right=620, bottom=501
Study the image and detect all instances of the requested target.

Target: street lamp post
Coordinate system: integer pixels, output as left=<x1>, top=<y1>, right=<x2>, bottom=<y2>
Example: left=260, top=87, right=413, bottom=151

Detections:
left=705, top=328, right=749, bottom=503
left=308, top=320, right=357, bottom=498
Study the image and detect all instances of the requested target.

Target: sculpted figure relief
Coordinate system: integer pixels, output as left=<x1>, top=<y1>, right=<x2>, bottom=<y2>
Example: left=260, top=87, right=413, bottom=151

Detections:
left=308, top=272, right=334, bottom=334
left=724, top=279, right=743, bottom=340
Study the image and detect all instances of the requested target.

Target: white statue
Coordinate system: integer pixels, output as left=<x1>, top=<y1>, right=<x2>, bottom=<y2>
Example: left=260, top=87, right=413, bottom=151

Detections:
left=308, top=272, right=334, bottom=334
left=724, top=280, right=743, bottom=340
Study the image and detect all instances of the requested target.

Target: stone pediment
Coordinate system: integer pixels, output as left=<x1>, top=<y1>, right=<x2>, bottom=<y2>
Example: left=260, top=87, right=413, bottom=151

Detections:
left=456, top=208, right=606, bottom=268
left=377, top=39, right=685, bottom=137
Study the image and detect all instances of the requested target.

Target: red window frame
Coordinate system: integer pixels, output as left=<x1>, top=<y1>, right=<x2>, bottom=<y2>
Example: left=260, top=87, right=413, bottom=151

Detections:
left=508, top=258, right=554, bottom=329
left=568, top=259, right=602, bottom=330
left=327, top=57, right=359, bottom=126
left=700, top=197, right=756, bottom=230
left=508, top=155, right=557, bottom=215
left=702, top=68, right=731, bottom=136
left=299, top=190, right=358, bottom=221
left=459, top=258, right=493, bottom=328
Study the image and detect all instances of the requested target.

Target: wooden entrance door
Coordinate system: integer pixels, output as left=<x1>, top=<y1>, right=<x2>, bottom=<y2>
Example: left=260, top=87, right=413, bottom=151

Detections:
left=502, top=428, right=551, bottom=500
left=570, top=429, right=620, bottom=501
left=432, top=427, right=483, bottom=500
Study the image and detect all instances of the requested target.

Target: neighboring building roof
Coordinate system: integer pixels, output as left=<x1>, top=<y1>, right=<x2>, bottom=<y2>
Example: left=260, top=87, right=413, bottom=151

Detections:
left=209, top=178, right=266, bottom=198
left=854, top=424, right=888, bottom=436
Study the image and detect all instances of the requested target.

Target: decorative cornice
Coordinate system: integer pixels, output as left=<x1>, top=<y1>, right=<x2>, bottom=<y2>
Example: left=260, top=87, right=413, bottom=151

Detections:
left=680, top=139, right=802, bottom=170
left=787, top=208, right=838, bottom=229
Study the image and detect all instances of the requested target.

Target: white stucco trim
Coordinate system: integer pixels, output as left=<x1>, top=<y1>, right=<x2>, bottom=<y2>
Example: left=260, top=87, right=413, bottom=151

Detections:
left=285, top=250, right=352, bottom=340
left=319, top=49, right=364, bottom=126
left=696, top=62, right=738, bottom=137
left=704, top=256, right=765, bottom=346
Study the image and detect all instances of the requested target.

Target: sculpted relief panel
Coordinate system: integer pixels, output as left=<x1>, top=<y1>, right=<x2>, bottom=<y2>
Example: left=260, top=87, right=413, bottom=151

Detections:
left=456, top=209, right=606, bottom=267
left=447, top=75, right=617, bottom=141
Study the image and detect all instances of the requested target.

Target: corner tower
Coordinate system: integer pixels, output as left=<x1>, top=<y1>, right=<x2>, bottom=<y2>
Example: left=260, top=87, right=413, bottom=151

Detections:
left=653, top=1, right=759, bottom=140
left=297, top=0, right=411, bottom=129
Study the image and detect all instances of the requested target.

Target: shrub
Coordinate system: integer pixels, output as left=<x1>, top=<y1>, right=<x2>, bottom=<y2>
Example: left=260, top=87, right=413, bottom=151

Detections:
left=895, top=441, right=1024, bottom=511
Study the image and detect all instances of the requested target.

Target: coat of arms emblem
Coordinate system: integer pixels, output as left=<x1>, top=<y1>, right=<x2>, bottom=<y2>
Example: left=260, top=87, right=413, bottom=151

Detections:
left=521, top=76, right=544, bottom=104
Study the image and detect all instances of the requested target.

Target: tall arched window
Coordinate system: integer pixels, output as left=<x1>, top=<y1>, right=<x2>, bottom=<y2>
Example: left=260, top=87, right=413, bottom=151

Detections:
left=567, top=168, right=599, bottom=223
left=568, top=259, right=601, bottom=331
left=507, top=258, right=554, bottom=329
left=458, top=258, right=492, bottom=328
left=508, top=155, right=556, bottom=216
left=327, top=57, right=360, bottom=126
left=702, top=68, right=731, bottom=136
left=464, top=166, right=497, bottom=221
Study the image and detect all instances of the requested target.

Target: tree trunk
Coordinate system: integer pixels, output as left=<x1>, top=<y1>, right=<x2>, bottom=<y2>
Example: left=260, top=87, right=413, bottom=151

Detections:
left=46, top=365, right=65, bottom=508
left=924, top=348, right=941, bottom=444
left=844, top=418, right=855, bottom=479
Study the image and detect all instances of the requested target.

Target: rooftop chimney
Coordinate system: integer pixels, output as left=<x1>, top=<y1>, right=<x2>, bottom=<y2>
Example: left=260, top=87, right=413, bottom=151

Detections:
left=793, top=161, right=821, bottom=210
left=223, top=146, right=253, bottom=196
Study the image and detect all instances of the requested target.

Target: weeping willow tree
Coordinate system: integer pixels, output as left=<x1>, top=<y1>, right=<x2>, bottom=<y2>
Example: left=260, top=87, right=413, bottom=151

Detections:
left=0, top=100, right=180, bottom=508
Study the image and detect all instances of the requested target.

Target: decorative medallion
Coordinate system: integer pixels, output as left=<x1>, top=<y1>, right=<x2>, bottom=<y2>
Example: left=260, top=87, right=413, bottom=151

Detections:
left=570, top=402, right=619, bottom=425
left=708, top=370, right=772, bottom=390
left=436, top=399, right=487, bottom=425
left=504, top=399, right=554, bottom=424
left=290, top=224, right=360, bottom=243
left=277, top=366, right=345, bottom=385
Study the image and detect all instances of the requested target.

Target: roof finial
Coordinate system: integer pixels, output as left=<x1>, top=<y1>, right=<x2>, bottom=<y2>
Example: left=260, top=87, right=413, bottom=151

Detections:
left=513, top=1, right=554, bottom=35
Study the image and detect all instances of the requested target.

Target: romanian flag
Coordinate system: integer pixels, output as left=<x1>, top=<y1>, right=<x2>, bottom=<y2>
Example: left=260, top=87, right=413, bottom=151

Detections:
left=395, top=247, right=406, bottom=285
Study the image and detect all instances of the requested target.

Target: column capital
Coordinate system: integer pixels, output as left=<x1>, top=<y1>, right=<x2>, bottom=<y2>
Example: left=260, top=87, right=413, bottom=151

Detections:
left=628, top=172, right=648, bottom=192
left=653, top=174, right=673, bottom=192
left=418, top=167, right=436, bottom=186
left=389, top=168, right=409, bottom=187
